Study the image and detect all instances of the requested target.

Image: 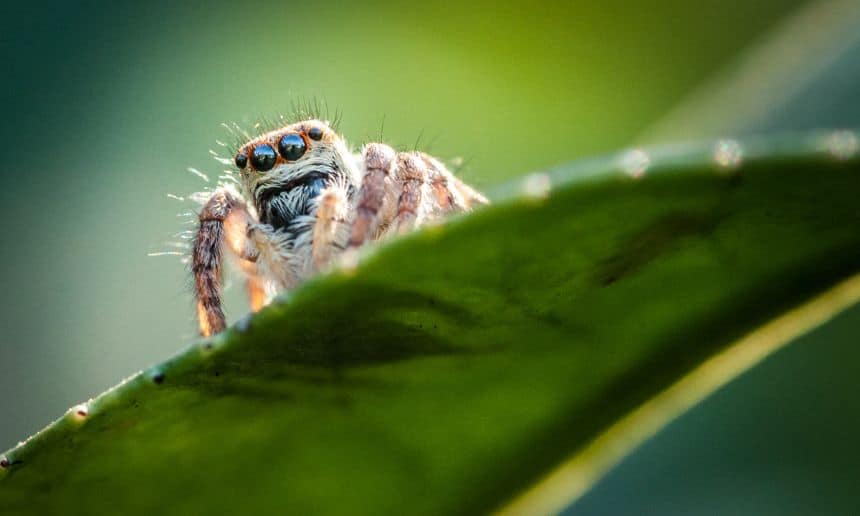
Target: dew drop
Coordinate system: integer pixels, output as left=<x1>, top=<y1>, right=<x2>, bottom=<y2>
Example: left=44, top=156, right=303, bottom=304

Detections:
left=522, top=173, right=551, bottom=199
left=713, top=139, right=743, bottom=170
left=0, top=457, right=9, bottom=469
left=72, top=403, right=89, bottom=419
left=620, top=149, right=650, bottom=178
left=825, top=130, right=859, bottom=161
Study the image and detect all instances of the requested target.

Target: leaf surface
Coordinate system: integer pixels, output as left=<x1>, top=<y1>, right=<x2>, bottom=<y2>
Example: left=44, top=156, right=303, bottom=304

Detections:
left=3, top=132, right=860, bottom=515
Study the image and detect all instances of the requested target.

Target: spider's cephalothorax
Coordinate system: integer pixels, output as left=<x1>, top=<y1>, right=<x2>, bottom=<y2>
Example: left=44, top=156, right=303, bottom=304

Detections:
left=191, top=118, right=488, bottom=336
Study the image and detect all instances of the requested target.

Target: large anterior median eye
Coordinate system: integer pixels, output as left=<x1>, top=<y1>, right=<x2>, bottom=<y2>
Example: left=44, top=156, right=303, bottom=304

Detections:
left=278, top=134, right=306, bottom=161
left=251, top=144, right=277, bottom=171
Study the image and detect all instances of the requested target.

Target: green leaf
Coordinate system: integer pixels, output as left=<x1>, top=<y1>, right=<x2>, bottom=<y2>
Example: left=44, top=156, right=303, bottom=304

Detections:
left=3, top=131, right=860, bottom=515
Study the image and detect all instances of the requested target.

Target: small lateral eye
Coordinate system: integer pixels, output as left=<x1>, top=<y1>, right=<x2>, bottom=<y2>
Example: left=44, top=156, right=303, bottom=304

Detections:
left=307, top=126, right=323, bottom=141
left=234, top=152, right=248, bottom=169
left=278, top=133, right=307, bottom=161
left=251, top=144, right=277, bottom=171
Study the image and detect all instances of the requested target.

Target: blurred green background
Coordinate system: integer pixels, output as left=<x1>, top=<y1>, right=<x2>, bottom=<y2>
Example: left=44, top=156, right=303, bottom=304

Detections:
left=2, top=0, right=859, bottom=513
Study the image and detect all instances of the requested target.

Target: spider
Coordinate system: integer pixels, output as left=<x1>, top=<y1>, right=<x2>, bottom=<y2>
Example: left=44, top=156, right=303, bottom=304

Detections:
left=192, top=118, right=488, bottom=336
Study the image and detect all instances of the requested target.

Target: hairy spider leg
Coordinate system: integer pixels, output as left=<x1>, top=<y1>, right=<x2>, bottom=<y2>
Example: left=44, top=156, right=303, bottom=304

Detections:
left=311, top=184, right=351, bottom=270
left=192, top=188, right=261, bottom=336
left=392, top=152, right=428, bottom=234
left=348, top=143, right=397, bottom=248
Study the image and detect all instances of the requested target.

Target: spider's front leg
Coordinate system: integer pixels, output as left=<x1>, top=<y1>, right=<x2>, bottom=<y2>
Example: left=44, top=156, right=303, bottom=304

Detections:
left=237, top=261, right=267, bottom=312
left=311, top=184, right=350, bottom=270
left=192, top=188, right=260, bottom=336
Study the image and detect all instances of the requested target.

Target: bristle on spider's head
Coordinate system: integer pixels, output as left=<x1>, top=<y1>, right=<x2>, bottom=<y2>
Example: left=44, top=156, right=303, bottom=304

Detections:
left=222, top=98, right=343, bottom=156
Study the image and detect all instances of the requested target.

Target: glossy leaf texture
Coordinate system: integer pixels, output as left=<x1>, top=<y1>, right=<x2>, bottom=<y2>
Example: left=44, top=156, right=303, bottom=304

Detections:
left=2, top=131, right=860, bottom=515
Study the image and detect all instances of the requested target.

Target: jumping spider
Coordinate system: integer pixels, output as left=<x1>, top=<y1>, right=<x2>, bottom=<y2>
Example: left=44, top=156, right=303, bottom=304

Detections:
left=192, top=119, right=488, bottom=336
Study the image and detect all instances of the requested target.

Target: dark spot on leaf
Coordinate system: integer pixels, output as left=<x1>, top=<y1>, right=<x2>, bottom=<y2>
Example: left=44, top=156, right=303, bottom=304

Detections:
left=592, top=211, right=720, bottom=287
left=1, top=458, right=23, bottom=468
left=170, top=286, right=494, bottom=399
left=152, top=373, right=165, bottom=384
left=276, top=286, right=482, bottom=370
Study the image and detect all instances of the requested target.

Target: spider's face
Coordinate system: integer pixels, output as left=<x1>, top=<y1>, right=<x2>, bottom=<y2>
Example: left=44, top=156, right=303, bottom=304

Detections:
left=233, top=120, right=337, bottom=186
left=232, top=119, right=353, bottom=231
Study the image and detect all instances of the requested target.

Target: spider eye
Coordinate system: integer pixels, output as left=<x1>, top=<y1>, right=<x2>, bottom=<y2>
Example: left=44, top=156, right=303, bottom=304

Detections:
left=307, top=126, right=324, bottom=141
left=234, top=152, right=248, bottom=169
left=278, top=134, right=307, bottom=161
left=251, top=144, right=277, bottom=171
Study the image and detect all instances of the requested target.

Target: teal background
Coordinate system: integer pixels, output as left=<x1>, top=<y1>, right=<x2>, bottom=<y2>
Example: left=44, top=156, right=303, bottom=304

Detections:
left=1, top=1, right=858, bottom=513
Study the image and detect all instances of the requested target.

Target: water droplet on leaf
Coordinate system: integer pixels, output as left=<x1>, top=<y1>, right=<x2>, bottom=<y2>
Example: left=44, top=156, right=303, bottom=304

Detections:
left=713, top=139, right=743, bottom=170
left=522, top=173, right=551, bottom=199
left=620, top=149, right=650, bottom=178
left=72, top=403, right=89, bottom=419
left=825, top=130, right=858, bottom=160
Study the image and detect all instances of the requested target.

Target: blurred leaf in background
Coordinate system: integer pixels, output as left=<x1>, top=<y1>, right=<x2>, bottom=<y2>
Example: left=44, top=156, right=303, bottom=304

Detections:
left=570, top=1, right=860, bottom=514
